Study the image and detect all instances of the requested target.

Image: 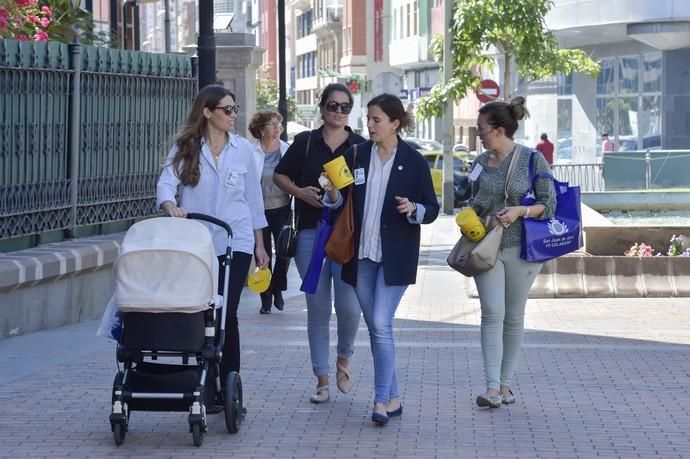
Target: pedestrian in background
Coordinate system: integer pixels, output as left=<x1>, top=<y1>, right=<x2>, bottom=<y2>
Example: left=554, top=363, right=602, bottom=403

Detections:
left=601, top=132, right=615, bottom=154
left=469, top=96, right=556, bottom=409
left=249, top=110, right=291, bottom=314
left=157, top=85, right=270, bottom=398
left=330, top=94, right=439, bottom=425
left=273, top=83, right=365, bottom=404
left=535, top=133, right=554, bottom=165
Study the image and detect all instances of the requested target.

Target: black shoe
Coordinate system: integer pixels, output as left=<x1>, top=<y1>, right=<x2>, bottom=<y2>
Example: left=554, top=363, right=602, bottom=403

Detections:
left=207, top=392, right=225, bottom=414
left=273, top=291, right=284, bottom=311
left=260, top=293, right=272, bottom=314
left=206, top=404, right=224, bottom=414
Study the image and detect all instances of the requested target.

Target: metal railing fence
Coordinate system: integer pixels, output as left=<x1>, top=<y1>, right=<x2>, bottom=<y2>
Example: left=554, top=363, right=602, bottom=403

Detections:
left=552, top=163, right=604, bottom=192
left=551, top=151, right=690, bottom=193
left=0, top=39, right=197, bottom=246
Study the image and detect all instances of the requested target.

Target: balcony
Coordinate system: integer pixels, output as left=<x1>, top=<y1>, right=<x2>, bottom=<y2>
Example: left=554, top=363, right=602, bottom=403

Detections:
left=388, top=35, right=433, bottom=70
left=289, top=0, right=311, bottom=12
left=313, top=4, right=342, bottom=36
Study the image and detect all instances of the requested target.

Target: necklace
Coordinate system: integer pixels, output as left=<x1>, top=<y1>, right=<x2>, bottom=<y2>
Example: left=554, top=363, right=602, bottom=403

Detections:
left=211, top=146, right=223, bottom=161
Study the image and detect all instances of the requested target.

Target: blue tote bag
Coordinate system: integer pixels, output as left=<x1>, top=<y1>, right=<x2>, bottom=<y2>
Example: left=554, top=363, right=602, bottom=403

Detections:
left=520, top=151, right=582, bottom=262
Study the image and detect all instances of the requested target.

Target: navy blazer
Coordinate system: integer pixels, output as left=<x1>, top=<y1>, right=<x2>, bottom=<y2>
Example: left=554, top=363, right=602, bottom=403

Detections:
left=341, top=138, right=439, bottom=287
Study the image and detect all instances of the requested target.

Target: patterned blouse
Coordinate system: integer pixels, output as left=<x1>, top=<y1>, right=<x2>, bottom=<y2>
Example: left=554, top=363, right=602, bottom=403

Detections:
left=469, top=143, right=557, bottom=249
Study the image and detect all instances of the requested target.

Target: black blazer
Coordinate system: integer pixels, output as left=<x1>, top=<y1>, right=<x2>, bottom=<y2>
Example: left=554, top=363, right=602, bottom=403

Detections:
left=341, top=138, right=439, bottom=287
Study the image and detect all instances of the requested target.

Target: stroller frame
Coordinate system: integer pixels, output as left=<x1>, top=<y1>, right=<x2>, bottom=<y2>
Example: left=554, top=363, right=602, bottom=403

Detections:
left=109, top=213, right=243, bottom=447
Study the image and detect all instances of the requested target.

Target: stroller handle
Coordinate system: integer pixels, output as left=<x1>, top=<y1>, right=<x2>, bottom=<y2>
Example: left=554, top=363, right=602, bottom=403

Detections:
left=186, top=213, right=233, bottom=238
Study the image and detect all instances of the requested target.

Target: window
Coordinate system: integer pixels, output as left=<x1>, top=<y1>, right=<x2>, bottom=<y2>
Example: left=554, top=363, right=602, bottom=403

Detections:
left=596, top=98, right=614, bottom=138
left=643, top=53, right=662, bottom=93
left=557, top=72, right=572, bottom=96
left=392, top=9, right=397, bottom=40
left=413, top=1, right=418, bottom=36
left=597, top=58, right=615, bottom=95
left=297, top=52, right=316, bottom=78
left=297, top=10, right=313, bottom=38
left=406, top=3, right=410, bottom=38
left=618, top=97, right=638, bottom=138
left=619, top=56, right=639, bottom=95
left=399, top=6, right=403, bottom=39
left=557, top=99, right=572, bottom=160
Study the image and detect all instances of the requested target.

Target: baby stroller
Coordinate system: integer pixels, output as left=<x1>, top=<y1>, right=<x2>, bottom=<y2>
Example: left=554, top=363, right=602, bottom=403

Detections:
left=109, top=214, right=243, bottom=447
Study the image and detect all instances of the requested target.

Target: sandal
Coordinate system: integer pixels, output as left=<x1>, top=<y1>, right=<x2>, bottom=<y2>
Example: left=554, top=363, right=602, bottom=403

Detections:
left=309, top=385, right=330, bottom=403
left=476, top=393, right=502, bottom=408
left=336, top=361, right=353, bottom=394
left=501, top=388, right=515, bottom=404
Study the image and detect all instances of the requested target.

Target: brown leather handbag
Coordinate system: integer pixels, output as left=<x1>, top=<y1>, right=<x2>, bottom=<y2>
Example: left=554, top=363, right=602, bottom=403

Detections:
left=325, top=145, right=357, bottom=264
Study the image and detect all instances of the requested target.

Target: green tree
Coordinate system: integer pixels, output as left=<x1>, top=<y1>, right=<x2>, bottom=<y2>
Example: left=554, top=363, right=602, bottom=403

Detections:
left=416, top=0, right=600, bottom=119
left=256, top=67, right=295, bottom=120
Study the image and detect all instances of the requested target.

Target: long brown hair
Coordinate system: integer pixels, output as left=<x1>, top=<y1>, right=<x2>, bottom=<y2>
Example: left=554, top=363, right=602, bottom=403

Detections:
left=172, top=85, right=235, bottom=186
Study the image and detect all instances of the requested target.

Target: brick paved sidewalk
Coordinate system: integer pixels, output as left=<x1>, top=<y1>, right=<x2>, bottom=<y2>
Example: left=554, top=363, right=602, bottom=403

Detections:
left=1, top=215, right=689, bottom=458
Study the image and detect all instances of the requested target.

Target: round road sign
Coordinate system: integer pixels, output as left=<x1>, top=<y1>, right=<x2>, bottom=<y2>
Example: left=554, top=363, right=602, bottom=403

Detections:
left=476, top=79, right=500, bottom=103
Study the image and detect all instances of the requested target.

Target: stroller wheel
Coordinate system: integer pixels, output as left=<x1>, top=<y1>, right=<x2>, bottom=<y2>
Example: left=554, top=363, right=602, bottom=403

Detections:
left=113, top=423, right=126, bottom=446
left=191, top=423, right=204, bottom=447
left=224, top=372, right=243, bottom=434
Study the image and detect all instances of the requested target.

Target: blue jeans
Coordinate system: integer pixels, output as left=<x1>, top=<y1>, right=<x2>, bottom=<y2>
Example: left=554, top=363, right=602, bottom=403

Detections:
left=294, top=228, right=361, bottom=377
left=355, top=258, right=407, bottom=404
left=474, top=246, right=542, bottom=390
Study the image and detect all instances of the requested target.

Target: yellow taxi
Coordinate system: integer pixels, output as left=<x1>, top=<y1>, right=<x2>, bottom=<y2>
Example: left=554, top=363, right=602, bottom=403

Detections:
left=422, top=152, right=469, bottom=195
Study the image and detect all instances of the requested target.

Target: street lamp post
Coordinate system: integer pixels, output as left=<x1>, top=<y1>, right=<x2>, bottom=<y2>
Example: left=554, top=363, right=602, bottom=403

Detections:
left=441, top=0, right=455, bottom=214
left=164, top=0, right=171, bottom=53
left=68, top=0, right=83, bottom=238
left=278, top=0, right=288, bottom=140
left=198, top=1, right=216, bottom=89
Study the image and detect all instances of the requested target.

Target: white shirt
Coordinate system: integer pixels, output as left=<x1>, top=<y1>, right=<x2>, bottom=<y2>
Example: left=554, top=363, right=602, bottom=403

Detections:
left=359, top=144, right=396, bottom=262
left=156, top=134, right=268, bottom=256
left=252, top=139, right=289, bottom=177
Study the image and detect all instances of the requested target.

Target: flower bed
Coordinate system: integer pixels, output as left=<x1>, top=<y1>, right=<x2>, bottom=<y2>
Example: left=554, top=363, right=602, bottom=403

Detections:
left=625, top=234, right=689, bottom=257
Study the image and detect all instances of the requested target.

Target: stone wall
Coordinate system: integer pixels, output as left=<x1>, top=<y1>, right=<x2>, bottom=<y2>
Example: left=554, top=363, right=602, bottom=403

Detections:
left=0, top=235, right=120, bottom=339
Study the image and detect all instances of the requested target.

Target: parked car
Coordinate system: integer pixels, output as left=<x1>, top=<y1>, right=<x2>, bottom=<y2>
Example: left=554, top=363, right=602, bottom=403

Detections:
left=404, top=137, right=444, bottom=152
left=618, top=134, right=661, bottom=151
left=556, top=137, right=572, bottom=164
left=423, top=152, right=472, bottom=206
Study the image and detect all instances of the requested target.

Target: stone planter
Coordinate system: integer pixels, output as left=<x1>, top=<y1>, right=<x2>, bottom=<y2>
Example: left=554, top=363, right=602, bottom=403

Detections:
left=466, top=255, right=690, bottom=298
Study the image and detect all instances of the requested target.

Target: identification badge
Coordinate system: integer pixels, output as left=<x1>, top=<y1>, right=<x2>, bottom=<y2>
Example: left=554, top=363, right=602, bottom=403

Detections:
left=225, top=171, right=238, bottom=188
left=468, top=163, right=483, bottom=181
left=354, top=168, right=365, bottom=185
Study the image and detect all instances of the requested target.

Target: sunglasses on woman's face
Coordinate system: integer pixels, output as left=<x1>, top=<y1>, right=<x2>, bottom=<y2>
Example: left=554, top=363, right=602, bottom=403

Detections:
left=214, top=104, right=240, bottom=115
left=325, top=100, right=352, bottom=114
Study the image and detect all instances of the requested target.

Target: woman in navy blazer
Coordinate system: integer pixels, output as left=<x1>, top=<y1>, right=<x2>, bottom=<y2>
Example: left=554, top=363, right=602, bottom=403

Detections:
left=335, top=94, right=439, bottom=425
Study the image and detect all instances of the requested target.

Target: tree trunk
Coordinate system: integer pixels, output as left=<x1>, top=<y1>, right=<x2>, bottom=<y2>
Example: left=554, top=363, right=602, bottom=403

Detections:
left=503, top=54, right=512, bottom=100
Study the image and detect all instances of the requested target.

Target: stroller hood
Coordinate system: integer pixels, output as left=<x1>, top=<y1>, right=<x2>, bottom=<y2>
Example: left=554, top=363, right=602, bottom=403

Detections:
left=114, top=217, right=219, bottom=313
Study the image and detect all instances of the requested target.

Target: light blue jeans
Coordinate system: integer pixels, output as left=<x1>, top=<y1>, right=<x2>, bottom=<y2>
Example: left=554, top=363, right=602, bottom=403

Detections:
left=355, top=258, right=407, bottom=405
left=473, top=246, right=542, bottom=390
left=294, top=228, right=361, bottom=377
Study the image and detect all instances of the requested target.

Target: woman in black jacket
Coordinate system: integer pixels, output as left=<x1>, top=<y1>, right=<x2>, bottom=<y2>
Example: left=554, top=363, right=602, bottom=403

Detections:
left=335, top=94, right=439, bottom=425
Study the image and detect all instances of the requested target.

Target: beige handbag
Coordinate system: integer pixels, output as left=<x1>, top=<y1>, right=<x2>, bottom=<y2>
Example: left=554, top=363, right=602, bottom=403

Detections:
left=447, top=217, right=504, bottom=277
left=447, top=149, right=520, bottom=277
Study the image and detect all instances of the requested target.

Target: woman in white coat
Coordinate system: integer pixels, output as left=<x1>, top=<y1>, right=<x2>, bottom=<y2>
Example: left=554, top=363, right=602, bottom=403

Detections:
left=249, top=110, right=291, bottom=314
left=157, top=85, right=269, bottom=391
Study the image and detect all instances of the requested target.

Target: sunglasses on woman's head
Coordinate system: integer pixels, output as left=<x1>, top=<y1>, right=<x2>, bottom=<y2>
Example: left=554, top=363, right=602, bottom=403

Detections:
left=325, top=100, right=352, bottom=114
left=214, top=104, right=240, bottom=115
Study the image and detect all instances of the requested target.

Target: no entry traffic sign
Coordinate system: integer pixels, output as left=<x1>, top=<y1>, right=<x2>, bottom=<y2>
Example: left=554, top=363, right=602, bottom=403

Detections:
left=476, top=79, right=500, bottom=103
